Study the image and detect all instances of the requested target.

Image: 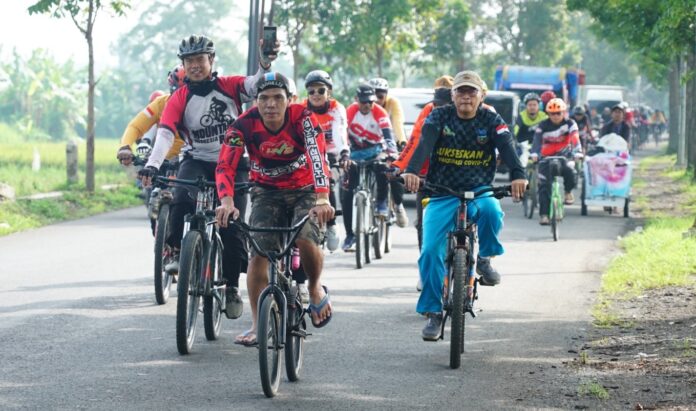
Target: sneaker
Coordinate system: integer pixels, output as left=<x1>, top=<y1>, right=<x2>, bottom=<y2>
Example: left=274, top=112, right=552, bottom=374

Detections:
left=564, top=192, right=575, bottom=205
left=376, top=200, right=388, bottom=217
left=476, top=256, right=500, bottom=286
left=326, top=225, right=340, bottom=252
left=395, top=204, right=409, bottom=228
left=164, top=249, right=180, bottom=275
left=421, top=313, right=443, bottom=341
left=342, top=233, right=356, bottom=251
left=297, top=283, right=309, bottom=304
left=225, top=287, right=243, bottom=319
left=539, top=215, right=550, bottom=225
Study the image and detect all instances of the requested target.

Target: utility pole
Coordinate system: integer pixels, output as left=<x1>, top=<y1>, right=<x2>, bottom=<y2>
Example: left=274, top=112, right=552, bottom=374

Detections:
left=247, top=0, right=261, bottom=76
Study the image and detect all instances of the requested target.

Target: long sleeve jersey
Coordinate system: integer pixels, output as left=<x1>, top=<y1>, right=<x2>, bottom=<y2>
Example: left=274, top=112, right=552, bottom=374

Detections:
left=393, top=102, right=433, bottom=175
left=300, top=98, right=348, bottom=157
left=514, top=109, right=548, bottom=144
left=531, top=118, right=582, bottom=158
left=346, top=103, right=397, bottom=155
left=382, top=96, right=406, bottom=145
left=405, top=105, right=524, bottom=192
left=216, top=104, right=331, bottom=198
left=119, top=94, right=185, bottom=160
left=146, top=68, right=267, bottom=170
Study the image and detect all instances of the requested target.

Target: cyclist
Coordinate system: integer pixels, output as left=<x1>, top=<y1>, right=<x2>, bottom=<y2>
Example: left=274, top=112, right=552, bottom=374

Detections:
left=530, top=98, right=582, bottom=225
left=393, top=75, right=453, bottom=251
left=571, top=105, right=592, bottom=152
left=599, top=102, right=631, bottom=143
left=139, top=34, right=278, bottom=320
left=300, top=70, right=347, bottom=252
left=589, top=106, right=603, bottom=131
left=215, top=72, right=334, bottom=346
left=540, top=90, right=556, bottom=109
left=116, top=67, right=187, bottom=167
left=369, top=77, right=409, bottom=228
left=401, top=71, right=526, bottom=340
left=514, top=92, right=548, bottom=167
left=340, top=83, right=399, bottom=251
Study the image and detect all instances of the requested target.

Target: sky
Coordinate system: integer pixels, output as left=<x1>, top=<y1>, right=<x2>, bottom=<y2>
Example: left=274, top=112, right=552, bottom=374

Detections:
left=0, top=0, right=252, bottom=74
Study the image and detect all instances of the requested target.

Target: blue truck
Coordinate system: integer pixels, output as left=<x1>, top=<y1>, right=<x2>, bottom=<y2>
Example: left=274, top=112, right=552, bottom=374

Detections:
left=493, top=65, right=585, bottom=108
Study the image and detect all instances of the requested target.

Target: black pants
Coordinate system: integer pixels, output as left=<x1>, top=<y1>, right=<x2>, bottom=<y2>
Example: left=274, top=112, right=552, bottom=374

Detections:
left=340, top=162, right=389, bottom=237
left=168, top=156, right=249, bottom=288
left=538, top=158, right=575, bottom=217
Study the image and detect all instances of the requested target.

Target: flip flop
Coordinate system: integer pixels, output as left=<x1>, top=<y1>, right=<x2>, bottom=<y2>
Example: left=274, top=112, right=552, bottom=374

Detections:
left=308, top=285, right=332, bottom=328
left=233, top=330, right=257, bottom=347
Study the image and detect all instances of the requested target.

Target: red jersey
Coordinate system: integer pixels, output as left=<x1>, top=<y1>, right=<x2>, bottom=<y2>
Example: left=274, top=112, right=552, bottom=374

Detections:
left=300, top=99, right=348, bottom=156
left=216, top=104, right=331, bottom=198
left=346, top=102, right=396, bottom=152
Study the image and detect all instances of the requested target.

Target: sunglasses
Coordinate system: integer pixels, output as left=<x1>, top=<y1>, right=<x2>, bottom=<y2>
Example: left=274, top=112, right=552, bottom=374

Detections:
left=548, top=112, right=564, bottom=116
left=454, top=87, right=479, bottom=97
left=376, top=91, right=387, bottom=98
left=308, top=88, right=327, bottom=96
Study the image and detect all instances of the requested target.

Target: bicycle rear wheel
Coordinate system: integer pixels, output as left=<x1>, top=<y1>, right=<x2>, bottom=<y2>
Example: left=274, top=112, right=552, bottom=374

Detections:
left=551, top=198, right=559, bottom=242
left=450, top=249, right=467, bottom=369
left=176, top=230, right=203, bottom=355
left=355, top=200, right=364, bottom=269
left=373, top=214, right=384, bottom=260
left=154, top=203, right=172, bottom=305
left=284, top=294, right=305, bottom=382
left=526, top=169, right=537, bottom=219
left=258, top=294, right=282, bottom=397
left=203, top=239, right=223, bottom=341
left=364, top=200, right=372, bottom=265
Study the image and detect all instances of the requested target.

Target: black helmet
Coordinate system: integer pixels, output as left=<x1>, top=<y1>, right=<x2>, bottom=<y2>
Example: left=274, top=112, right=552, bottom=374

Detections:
left=304, top=70, right=333, bottom=89
left=523, top=92, right=541, bottom=104
left=573, top=105, right=586, bottom=115
left=256, top=72, right=291, bottom=95
left=356, top=83, right=377, bottom=103
left=178, top=35, right=215, bottom=59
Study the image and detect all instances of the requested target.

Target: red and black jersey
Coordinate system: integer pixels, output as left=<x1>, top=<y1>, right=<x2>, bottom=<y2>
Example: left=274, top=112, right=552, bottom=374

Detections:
left=216, top=104, right=331, bottom=198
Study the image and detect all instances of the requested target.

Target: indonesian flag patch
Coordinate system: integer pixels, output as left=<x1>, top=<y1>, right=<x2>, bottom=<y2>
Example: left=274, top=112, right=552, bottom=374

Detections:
left=496, top=124, right=509, bottom=135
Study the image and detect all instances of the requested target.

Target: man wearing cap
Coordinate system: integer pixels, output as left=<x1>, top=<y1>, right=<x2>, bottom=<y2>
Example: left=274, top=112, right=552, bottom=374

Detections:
left=339, top=83, right=399, bottom=251
left=139, top=34, right=278, bottom=318
left=599, top=103, right=631, bottom=143
left=401, top=70, right=526, bottom=341
left=216, top=72, right=334, bottom=346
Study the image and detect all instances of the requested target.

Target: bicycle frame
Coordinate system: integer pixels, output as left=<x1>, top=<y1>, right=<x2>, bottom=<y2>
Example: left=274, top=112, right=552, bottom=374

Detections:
left=353, top=160, right=381, bottom=237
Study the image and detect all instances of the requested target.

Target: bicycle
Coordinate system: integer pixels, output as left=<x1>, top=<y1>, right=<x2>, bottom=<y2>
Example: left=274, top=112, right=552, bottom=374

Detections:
left=540, top=156, right=567, bottom=242
left=423, top=182, right=512, bottom=369
left=521, top=161, right=538, bottom=219
left=351, top=158, right=389, bottom=268
left=155, top=175, right=249, bottom=354
left=149, top=159, right=179, bottom=305
left=230, top=212, right=313, bottom=398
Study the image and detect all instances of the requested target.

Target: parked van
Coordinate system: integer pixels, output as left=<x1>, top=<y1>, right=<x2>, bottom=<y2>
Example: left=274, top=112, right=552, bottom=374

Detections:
left=580, top=85, right=626, bottom=113
left=484, top=90, right=520, bottom=128
left=387, top=88, right=433, bottom=138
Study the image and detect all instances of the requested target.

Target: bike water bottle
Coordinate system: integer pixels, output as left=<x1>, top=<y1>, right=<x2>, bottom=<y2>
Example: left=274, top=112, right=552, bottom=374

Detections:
left=291, top=247, right=301, bottom=271
left=148, top=188, right=161, bottom=219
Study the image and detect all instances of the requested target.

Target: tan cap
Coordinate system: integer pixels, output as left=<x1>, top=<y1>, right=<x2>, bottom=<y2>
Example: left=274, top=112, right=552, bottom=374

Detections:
left=452, top=70, right=485, bottom=91
left=433, top=75, right=454, bottom=89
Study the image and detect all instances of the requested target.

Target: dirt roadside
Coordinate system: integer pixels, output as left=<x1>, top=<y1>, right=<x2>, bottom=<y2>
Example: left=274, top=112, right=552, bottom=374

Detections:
left=523, top=143, right=696, bottom=410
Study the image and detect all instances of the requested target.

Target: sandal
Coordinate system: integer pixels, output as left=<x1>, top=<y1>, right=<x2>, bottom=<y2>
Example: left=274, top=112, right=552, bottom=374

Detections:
left=308, top=285, right=333, bottom=328
left=233, top=329, right=257, bottom=347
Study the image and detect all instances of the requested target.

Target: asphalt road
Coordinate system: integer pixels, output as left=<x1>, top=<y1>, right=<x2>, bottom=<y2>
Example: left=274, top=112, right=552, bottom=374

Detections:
left=0, top=183, right=630, bottom=410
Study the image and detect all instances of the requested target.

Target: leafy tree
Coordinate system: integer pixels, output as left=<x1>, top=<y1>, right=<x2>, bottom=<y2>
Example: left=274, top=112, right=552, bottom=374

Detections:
left=29, top=0, right=131, bottom=191
left=274, top=0, right=320, bottom=84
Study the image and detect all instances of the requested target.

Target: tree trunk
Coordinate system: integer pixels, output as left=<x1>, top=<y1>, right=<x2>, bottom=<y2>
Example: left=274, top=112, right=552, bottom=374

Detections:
left=85, top=1, right=95, bottom=192
left=668, top=58, right=680, bottom=155
left=687, top=49, right=696, bottom=178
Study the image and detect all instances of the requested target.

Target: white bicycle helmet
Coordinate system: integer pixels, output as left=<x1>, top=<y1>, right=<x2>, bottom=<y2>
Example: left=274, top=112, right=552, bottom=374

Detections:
left=368, top=77, right=389, bottom=91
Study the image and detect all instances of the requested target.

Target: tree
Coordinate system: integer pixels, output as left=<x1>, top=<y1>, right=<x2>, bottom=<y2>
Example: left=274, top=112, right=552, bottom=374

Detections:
left=274, top=0, right=319, bottom=84
left=29, top=0, right=131, bottom=192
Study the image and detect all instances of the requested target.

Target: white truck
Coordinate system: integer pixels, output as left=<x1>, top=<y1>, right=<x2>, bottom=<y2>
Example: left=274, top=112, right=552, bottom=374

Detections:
left=579, top=85, right=626, bottom=113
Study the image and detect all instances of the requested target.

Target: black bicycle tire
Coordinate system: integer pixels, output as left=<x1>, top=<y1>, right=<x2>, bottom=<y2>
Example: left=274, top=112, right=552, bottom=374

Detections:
left=176, top=230, right=203, bottom=355
left=154, top=204, right=171, bottom=305
left=373, top=214, right=383, bottom=260
left=203, top=238, right=223, bottom=341
left=384, top=215, right=392, bottom=254
left=284, top=299, right=305, bottom=382
left=552, top=198, right=559, bottom=241
left=355, top=199, right=364, bottom=269
left=527, top=169, right=537, bottom=219
left=450, top=249, right=466, bottom=369
left=258, top=295, right=282, bottom=397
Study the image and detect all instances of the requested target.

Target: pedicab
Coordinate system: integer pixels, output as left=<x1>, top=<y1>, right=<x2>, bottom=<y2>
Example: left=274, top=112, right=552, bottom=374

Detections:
left=580, top=133, right=631, bottom=218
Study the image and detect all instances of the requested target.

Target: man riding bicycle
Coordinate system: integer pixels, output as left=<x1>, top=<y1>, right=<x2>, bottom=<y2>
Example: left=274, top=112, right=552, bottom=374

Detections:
left=215, top=72, right=334, bottom=346
left=300, top=69, right=348, bottom=252
left=514, top=92, right=548, bottom=167
left=571, top=105, right=593, bottom=152
left=401, top=71, right=526, bottom=341
left=530, top=98, right=582, bottom=225
left=340, top=83, right=399, bottom=251
left=139, top=34, right=278, bottom=319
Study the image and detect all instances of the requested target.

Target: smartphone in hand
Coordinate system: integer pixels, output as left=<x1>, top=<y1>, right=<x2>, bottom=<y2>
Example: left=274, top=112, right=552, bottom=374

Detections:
left=262, top=26, right=277, bottom=56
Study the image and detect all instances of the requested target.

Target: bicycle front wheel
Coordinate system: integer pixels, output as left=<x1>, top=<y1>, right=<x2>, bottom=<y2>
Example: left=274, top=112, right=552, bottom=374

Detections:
left=284, top=295, right=305, bottom=382
left=449, top=249, right=466, bottom=369
left=551, top=198, right=559, bottom=241
left=355, top=199, right=364, bottom=269
left=176, top=230, right=203, bottom=354
left=154, top=203, right=172, bottom=305
left=258, top=294, right=282, bottom=398
left=203, top=238, right=223, bottom=341
left=527, top=169, right=538, bottom=219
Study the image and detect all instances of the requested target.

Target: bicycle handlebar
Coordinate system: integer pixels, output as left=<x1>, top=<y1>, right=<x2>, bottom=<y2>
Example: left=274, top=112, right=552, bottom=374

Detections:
left=423, top=182, right=512, bottom=200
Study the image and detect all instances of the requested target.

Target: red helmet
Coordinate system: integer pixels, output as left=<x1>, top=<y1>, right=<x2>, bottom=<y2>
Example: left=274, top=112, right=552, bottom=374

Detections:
left=167, top=65, right=186, bottom=92
left=540, top=90, right=556, bottom=105
left=149, top=90, right=165, bottom=103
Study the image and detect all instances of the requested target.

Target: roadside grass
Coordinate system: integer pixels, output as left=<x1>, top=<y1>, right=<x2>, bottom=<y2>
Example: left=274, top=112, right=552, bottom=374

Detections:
left=577, top=380, right=609, bottom=400
left=592, top=154, right=696, bottom=327
left=0, top=185, right=142, bottom=236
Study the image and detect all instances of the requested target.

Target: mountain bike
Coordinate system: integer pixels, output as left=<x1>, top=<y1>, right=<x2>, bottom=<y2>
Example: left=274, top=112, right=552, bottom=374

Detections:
left=540, top=156, right=567, bottom=241
left=352, top=158, right=388, bottom=268
left=424, top=183, right=512, bottom=369
left=150, top=159, right=179, bottom=305
left=231, top=213, right=312, bottom=398
left=156, top=175, right=248, bottom=354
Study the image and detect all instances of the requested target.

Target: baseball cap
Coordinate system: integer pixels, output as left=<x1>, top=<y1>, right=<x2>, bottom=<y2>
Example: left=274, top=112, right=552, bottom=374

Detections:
left=433, top=87, right=452, bottom=105
left=356, top=83, right=377, bottom=103
left=256, top=72, right=291, bottom=95
left=611, top=102, right=627, bottom=111
left=452, top=70, right=485, bottom=91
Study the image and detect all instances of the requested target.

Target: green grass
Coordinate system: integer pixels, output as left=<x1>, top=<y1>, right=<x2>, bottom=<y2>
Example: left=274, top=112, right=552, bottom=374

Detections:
left=0, top=185, right=142, bottom=236
left=577, top=380, right=609, bottom=400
